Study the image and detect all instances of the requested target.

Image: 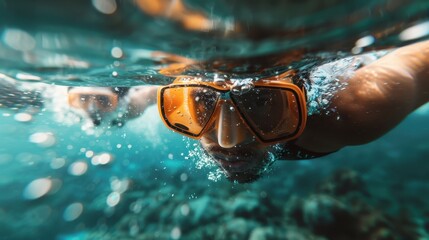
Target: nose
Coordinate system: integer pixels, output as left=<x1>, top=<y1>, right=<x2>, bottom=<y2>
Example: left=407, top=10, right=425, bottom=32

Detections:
left=86, top=98, right=98, bottom=113
left=86, top=98, right=104, bottom=123
left=216, top=101, right=252, bottom=148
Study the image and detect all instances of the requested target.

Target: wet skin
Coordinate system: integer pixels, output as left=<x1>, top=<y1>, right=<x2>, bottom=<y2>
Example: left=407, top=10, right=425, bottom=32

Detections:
left=198, top=101, right=277, bottom=183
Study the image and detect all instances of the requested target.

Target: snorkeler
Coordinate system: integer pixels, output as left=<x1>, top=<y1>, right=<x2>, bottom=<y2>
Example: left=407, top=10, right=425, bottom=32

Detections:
left=123, top=40, right=429, bottom=183
left=67, top=86, right=157, bottom=127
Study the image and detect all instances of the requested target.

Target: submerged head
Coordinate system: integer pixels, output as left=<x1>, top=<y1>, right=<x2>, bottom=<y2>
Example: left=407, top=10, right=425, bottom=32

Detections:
left=67, top=87, right=122, bottom=125
left=158, top=77, right=307, bottom=183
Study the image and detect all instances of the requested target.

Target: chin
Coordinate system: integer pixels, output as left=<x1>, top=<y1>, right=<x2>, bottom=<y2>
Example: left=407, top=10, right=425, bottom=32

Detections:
left=203, top=147, right=273, bottom=183
left=199, top=137, right=277, bottom=183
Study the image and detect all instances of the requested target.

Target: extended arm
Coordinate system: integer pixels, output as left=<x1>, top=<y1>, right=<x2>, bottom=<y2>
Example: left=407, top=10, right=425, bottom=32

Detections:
left=335, top=40, right=429, bottom=144
left=126, top=85, right=159, bottom=119
left=297, top=40, right=429, bottom=152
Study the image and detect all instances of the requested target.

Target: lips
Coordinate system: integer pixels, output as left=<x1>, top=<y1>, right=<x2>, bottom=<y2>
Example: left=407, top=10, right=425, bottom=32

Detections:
left=199, top=135, right=269, bottom=172
left=213, top=154, right=265, bottom=183
left=207, top=145, right=260, bottom=158
left=216, top=158, right=252, bottom=173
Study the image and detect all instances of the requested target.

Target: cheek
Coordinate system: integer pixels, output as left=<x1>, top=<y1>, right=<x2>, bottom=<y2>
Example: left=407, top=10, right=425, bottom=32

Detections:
left=199, top=136, right=215, bottom=152
left=200, top=128, right=218, bottom=143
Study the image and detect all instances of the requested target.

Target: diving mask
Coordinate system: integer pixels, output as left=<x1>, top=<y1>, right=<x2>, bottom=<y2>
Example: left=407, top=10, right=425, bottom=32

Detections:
left=158, top=76, right=307, bottom=144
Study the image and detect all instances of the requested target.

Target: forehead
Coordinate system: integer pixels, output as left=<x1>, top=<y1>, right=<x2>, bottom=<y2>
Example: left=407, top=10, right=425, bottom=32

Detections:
left=171, top=69, right=296, bottom=87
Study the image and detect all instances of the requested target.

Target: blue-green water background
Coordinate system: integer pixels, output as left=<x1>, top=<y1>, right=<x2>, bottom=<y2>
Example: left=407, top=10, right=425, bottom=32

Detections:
left=1, top=1, right=429, bottom=239
left=1, top=103, right=428, bottom=239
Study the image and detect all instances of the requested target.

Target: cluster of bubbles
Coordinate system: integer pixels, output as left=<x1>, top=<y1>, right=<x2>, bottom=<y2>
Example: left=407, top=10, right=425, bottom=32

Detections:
left=182, top=137, right=225, bottom=182
left=230, top=78, right=256, bottom=96
left=21, top=150, right=116, bottom=224
left=107, top=177, right=131, bottom=207
left=258, top=151, right=277, bottom=175
left=306, top=50, right=391, bottom=116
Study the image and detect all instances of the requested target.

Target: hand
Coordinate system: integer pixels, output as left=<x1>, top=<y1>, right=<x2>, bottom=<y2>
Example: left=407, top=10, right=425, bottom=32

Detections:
left=126, top=86, right=158, bottom=119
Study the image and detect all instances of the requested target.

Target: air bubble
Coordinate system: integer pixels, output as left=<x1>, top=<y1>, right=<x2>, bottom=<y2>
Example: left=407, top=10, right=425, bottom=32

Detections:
left=355, top=35, right=375, bottom=48
left=180, top=173, right=188, bottom=181
left=14, top=113, right=32, bottom=122
left=92, top=0, right=117, bottom=14
left=213, top=74, right=225, bottom=85
left=171, top=227, right=181, bottom=240
left=399, top=21, right=429, bottom=41
left=180, top=204, right=190, bottom=216
left=63, top=203, right=83, bottom=222
left=68, top=161, right=88, bottom=176
left=111, top=47, right=123, bottom=58
left=3, top=28, right=36, bottom=51
left=106, top=192, right=121, bottom=207
left=23, top=178, right=52, bottom=200
left=29, top=132, right=56, bottom=148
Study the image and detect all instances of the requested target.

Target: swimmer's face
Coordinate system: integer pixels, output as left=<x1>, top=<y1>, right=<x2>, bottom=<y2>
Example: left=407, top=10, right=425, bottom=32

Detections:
left=158, top=79, right=306, bottom=183
left=68, top=87, right=118, bottom=125
left=199, top=101, right=276, bottom=183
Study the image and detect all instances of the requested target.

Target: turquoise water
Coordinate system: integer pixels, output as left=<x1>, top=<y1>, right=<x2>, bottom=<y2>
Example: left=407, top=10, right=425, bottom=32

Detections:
left=1, top=1, right=429, bottom=240
left=1, top=97, right=429, bottom=239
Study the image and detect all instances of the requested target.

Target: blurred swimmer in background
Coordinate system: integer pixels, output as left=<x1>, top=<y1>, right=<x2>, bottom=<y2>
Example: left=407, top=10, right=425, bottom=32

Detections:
left=0, top=79, right=158, bottom=129
left=67, top=86, right=157, bottom=127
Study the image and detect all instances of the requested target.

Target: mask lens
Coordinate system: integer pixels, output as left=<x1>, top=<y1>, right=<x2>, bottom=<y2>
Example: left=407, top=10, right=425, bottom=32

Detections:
left=68, top=94, right=88, bottom=108
left=68, top=93, right=117, bottom=112
left=232, top=87, right=303, bottom=142
left=95, top=95, right=117, bottom=112
left=160, top=86, right=220, bottom=136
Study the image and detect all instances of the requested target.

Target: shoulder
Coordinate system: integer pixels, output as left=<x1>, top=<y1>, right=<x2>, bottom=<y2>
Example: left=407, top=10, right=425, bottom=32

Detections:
left=297, top=41, right=429, bottom=150
left=334, top=41, right=429, bottom=131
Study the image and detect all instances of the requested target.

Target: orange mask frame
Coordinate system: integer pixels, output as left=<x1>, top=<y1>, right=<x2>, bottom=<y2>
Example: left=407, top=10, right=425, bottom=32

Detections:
left=158, top=78, right=307, bottom=144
